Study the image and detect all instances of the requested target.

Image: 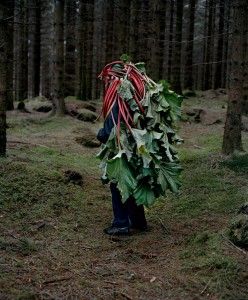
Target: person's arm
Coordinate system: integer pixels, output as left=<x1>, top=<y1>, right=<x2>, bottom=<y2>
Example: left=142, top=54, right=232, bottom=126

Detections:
left=97, top=102, right=118, bottom=144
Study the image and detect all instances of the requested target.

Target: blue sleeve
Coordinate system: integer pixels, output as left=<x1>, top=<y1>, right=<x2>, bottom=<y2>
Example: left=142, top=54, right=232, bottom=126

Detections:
left=97, top=102, right=119, bottom=144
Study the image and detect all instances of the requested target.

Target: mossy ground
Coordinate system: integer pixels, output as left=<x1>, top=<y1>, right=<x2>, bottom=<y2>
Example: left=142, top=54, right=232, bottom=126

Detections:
left=0, top=93, right=248, bottom=299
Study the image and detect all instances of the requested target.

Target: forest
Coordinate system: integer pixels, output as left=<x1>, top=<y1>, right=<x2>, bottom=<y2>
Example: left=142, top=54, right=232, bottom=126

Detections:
left=0, top=0, right=248, bottom=299
left=0, top=0, right=245, bottom=98
left=0, top=0, right=247, bottom=155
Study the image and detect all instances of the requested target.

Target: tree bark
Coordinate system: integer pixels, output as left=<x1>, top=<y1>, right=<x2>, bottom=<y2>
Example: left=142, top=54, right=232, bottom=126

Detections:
left=222, top=0, right=248, bottom=155
left=204, top=0, right=216, bottom=90
left=167, top=0, right=174, bottom=83
left=171, top=0, right=183, bottom=94
left=0, top=0, right=8, bottom=156
left=6, top=2, right=14, bottom=110
left=214, top=0, right=225, bottom=89
left=64, top=0, right=76, bottom=97
left=53, top=0, right=66, bottom=116
left=147, top=1, right=160, bottom=82
left=184, top=0, right=196, bottom=91
left=129, top=0, right=141, bottom=61
left=40, top=0, right=53, bottom=99
left=242, top=22, right=248, bottom=115
left=84, top=0, right=94, bottom=100
left=91, top=0, right=104, bottom=100
left=28, top=0, right=37, bottom=99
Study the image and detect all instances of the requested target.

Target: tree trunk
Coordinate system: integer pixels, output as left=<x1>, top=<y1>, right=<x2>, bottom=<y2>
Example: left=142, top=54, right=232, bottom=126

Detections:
left=204, top=0, right=216, bottom=90
left=84, top=0, right=94, bottom=100
left=171, top=0, right=183, bottom=94
left=222, top=0, right=248, bottom=155
left=158, top=0, right=167, bottom=80
left=13, top=0, right=24, bottom=101
left=76, top=0, right=93, bottom=100
left=0, top=0, right=8, bottom=156
left=221, top=0, right=230, bottom=88
left=167, top=0, right=174, bottom=82
left=214, top=0, right=225, bottom=89
left=113, top=0, right=130, bottom=59
left=91, top=0, right=104, bottom=100
left=147, top=1, right=160, bottom=82
left=129, top=0, right=141, bottom=61
left=242, top=23, right=248, bottom=115
left=28, top=0, right=37, bottom=99
left=75, top=0, right=83, bottom=100
left=184, top=0, right=196, bottom=91
left=6, top=2, right=14, bottom=110
left=53, top=0, right=66, bottom=116
left=64, top=0, right=76, bottom=97
left=40, top=0, right=53, bottom=99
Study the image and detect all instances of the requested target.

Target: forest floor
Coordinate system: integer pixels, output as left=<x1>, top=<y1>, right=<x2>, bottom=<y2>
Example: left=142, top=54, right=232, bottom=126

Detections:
left=0, top=90, right=248, bottom=300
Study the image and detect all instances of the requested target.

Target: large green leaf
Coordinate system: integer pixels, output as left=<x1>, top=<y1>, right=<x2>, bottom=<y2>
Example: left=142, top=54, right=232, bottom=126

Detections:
left=119, top=128, right=133, bottom=160
left=159, top=80, right=183, bottom=120
left=144, top=130, right=162, bottom=154
left=138, top=145, right=152, bottom=168
left=158, top=162, right=183, bottom=194
left=160, top=132, right=173, bottom=162
left=106, top=150, right=138, bottom=202
left=149, top=83, right=163, bottom=98
left=131, top=128, right=146, bottom=150
left=97, top=144, right=110, bottom=161
left=133, top=182, right=156, bottom=207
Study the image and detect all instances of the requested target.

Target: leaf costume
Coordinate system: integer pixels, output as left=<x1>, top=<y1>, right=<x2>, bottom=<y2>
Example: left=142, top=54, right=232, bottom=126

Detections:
left=97, top=58, right=183, bottom=208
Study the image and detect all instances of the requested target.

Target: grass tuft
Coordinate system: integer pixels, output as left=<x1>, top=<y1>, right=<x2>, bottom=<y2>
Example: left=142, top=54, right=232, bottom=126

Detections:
left=221, top=154, right=248, bottom=174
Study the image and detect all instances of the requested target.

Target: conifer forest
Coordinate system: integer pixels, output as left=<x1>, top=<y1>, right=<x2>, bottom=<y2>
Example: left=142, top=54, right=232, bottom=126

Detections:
left=0, top=0, right=248, bottom=155
left=0, top=1, right=248, bottom=299
left=1, top=0, right=246, bottom=99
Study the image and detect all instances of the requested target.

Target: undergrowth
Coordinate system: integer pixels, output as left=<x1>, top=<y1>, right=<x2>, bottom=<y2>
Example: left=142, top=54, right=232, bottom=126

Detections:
left=0, top=104, right=248, bottom=300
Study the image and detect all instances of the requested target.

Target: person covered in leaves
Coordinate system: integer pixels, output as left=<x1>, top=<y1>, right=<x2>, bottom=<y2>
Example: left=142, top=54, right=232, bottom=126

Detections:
left=97, top=99, right=148, bottom=236
left=97, top=56, right=183, bottom=237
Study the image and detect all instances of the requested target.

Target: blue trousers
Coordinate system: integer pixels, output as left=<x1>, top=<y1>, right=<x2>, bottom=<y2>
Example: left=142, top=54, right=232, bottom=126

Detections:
left=110, top=183, right=147, bottom=230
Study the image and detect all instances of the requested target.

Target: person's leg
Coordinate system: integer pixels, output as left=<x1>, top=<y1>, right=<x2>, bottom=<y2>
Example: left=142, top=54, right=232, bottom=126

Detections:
left=103, top=183, right=130, bottom=235
left=110, top=183, right=129, bottom=227
left=127, top=196, right=147, bottom=231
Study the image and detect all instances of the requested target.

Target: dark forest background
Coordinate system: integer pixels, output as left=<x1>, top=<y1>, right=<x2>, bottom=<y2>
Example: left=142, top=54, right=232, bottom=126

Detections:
left=0, top=0, right=248, bottom=155
left=1, top=0, right=237, bottom=102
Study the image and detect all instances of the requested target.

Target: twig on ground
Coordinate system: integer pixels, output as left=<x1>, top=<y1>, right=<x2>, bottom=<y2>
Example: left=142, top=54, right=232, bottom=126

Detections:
left=104, top=280, right=117, bottom=284
left=193, top=144, right=203, bottom=149
left=158, top=217, right=169, bottom=232
left=43, top=276, right=72, bottom=285
left=200, top=278, right=212, bottom=295
left=221, top=234, right=247, bottom=256
left=114, top=291, right=133, bottom=300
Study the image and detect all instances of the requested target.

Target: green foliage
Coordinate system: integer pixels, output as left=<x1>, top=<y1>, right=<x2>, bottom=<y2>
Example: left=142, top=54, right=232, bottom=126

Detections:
left=120, top=53, right=131, bottom=63
left=97, top=61, right=184, bottom=207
